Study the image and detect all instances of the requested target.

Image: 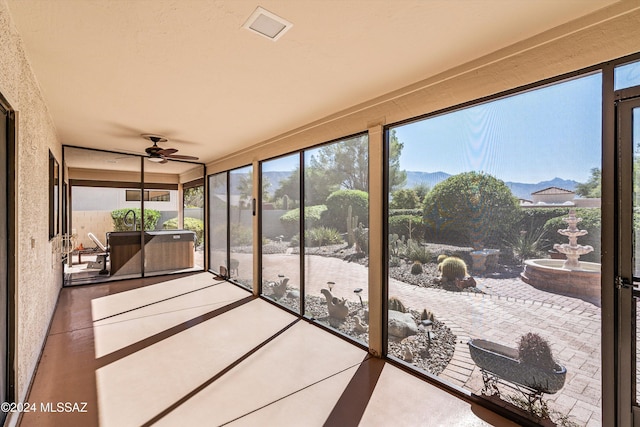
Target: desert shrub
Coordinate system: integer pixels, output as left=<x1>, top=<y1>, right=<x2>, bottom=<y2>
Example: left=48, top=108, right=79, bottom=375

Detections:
left=388, top=296, right=407, bottom=313
left=162, top=217, right=204, bottom=245
left=280, top=205, right=327, bottom=237
left=111, top=208, right=160, bottom=231
left=543, top=208, right=601, bottom=262
left=518, top=332, right=556, bottom=370
left=406, top=239, right=432, bottom=264
left=507, top=224, right=550, bottom=262
left=229, top=223, right=252, bottom=246
left=410, top=261, right=423, bottom=275
left=291, top=227, right=344, bottom=247
left=322, top=190, right=368, bottom=231
left=388, top=215, right=423, bottom=241
left=390, top=188, right=420, bottom=209
left=422, top=172, right=520, bottom=247
left=438, top=256, right=467, bottom=281
left=304, top=226, right=343, bottom=247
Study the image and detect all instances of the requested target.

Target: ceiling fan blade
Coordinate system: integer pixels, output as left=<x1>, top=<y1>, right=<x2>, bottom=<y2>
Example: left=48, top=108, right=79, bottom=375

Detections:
left=157, top=148, right=178, bottom=156
left=165, top=154, right=199, bottom=161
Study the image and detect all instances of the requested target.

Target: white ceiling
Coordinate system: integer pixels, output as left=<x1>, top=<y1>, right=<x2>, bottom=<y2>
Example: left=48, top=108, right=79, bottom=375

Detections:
left=7, top=0, right=619, bottom=164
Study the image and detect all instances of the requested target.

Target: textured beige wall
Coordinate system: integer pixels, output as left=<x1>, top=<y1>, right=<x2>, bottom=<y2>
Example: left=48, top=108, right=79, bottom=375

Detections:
left=0, top=0, right=62, bottom=406
left=206, top=2, right=640, bottom=173
left=72, top=211, right=113, bottom=249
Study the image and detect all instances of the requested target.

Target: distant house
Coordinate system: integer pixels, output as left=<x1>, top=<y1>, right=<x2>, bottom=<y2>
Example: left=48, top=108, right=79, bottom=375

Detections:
left=531, top=187, right=575, bottom=204
left=520, top=186, right=601, bottom=208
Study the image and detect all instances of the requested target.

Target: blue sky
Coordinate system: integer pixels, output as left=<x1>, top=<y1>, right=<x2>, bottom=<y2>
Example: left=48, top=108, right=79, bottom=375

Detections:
left=262, top=62, right=640, bottom=184
left=394, top=73, right=603, bottom=183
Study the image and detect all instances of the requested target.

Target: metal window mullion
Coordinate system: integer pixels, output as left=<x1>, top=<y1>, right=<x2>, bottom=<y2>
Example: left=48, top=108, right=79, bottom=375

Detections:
left=299, top=152, right=305, bottom=317
left=140, top=156, right=145, bottom=277
left=229, top=172, right=232, bottom=277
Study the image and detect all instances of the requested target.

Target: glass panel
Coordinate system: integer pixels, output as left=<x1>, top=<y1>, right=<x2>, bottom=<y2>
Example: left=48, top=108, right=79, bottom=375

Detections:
left=64, top=147, right=142, bottom=285
left=183, top=179, right=205, bottom=272
left=637, top=299, right=640, bottom=405
left=304, top=135, right=369, bottom=345
left=209, top=172, right=228, bottom=275
left=615, top=60, right=640, bottom=91
left=229, top=166, right=254, bottom=289
left=261, top=154, right=300, bottom=312
left=633, top=108, right=640, bottom=278
left=143, top=160, right=204, bottom=277
left=633, top=107, right=640, bottom=404
left=387, top=74, right=602, bottom=426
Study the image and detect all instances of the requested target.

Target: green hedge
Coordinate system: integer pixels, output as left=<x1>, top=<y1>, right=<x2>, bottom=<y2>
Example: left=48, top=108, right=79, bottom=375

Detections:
left=279, top=205, right=327, bottom=238
left=322, top=189, right=369, bottom=231
left=388, top=215, right=423, bottom=241
left=111, top=208, right=160, bottom=231
left=163, top=217, right=204, bottom=246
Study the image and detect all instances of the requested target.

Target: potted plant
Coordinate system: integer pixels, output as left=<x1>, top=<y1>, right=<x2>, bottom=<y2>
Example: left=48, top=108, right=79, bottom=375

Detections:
left=468, top=333, right=566, bottom=394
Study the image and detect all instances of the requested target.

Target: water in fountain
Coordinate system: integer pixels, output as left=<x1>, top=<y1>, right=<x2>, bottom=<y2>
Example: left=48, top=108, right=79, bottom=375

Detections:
left=553, top=209, right=594, bottom=270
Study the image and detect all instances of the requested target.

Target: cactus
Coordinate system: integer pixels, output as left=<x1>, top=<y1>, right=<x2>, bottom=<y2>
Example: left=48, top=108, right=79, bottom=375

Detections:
left=354, top=223, right=368, bottom=254
left=420, top=309, right=434, bottom=322
left=388, top=296, right=407, bottom=313
left=346, top=205, right=358, bottom=247
left=439, top=256, right=467, bottom=281
left=518, top=332, right=556, bottom=370
left=437, top=254, right=449, bottom=264
left=410, top=261, right=423, bottom=275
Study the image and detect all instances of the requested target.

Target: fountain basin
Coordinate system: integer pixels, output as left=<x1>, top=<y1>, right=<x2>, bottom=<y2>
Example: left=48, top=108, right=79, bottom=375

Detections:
left=520, top=259, right=601, bottom=304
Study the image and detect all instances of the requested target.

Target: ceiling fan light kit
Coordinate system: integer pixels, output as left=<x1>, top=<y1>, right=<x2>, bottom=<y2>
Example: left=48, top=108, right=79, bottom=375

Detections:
left=140, top=134, right=199, bottom=164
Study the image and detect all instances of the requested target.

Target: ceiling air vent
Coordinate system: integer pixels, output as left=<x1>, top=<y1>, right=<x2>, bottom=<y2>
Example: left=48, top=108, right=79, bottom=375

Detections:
left=242, top=6, right=292, bottom=41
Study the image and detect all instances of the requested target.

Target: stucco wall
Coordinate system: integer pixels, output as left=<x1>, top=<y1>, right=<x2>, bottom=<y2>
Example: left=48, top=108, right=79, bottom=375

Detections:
left=0, top=0, right=62, bottom=407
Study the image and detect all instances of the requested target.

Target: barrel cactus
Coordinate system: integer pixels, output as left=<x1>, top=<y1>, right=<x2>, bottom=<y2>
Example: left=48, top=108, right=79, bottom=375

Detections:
left=410, top=261, right=423, bottom=275
left=439, top=256, right=467, bottom=281
left=388, top=296, right=407, bottom=313
left=437, top=254, right=449, bottom=264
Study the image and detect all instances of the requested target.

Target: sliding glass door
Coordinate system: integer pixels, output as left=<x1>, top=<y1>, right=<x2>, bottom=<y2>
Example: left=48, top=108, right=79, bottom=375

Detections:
left=386, top=74, right=602, bottom=426
left=65, top=147, right=142, bottom=285
left=64, top=146, right=204, bottom=285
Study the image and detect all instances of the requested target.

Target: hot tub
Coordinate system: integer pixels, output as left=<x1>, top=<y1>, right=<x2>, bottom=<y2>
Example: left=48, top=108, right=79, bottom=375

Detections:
left=107, top=230, right=195, bottom=276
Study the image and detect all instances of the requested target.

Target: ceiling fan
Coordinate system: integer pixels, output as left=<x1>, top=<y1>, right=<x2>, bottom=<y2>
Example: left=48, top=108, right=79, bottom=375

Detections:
left=142, top=134, right=199, bottom=163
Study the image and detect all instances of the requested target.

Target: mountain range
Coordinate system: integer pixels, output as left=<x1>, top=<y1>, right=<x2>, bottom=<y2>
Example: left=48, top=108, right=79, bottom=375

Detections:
left=248, top=171, right=580, bottom=201
left=405, top=171, right=579, bottom=200
left=404, top=171, right=579, bottom=200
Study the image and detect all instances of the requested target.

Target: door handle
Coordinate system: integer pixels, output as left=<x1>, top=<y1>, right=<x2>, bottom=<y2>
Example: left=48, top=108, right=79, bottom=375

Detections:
left=617, top=276, right=640, bottom=298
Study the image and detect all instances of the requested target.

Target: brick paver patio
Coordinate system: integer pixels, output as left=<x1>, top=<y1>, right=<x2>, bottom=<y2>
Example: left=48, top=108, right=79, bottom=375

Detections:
left=252, top=253, right=602, bottom=426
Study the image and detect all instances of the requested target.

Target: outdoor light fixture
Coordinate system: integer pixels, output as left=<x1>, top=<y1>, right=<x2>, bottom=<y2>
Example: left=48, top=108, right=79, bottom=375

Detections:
left=354, top=288, right=364, bottom=308
left=421, top=319, right=434, bottom=342
left=327, top=281, right=334, bottom=292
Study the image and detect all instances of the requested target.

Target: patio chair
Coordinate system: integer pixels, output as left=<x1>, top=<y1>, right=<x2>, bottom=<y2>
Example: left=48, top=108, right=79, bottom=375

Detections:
left=87, top=232, right=109, bottom=275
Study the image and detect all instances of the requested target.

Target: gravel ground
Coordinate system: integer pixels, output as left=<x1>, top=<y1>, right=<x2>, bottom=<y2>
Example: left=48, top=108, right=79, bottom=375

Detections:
left=262, top=286, right=456, bottom=376
left=254, top=240, right=525, bottom=375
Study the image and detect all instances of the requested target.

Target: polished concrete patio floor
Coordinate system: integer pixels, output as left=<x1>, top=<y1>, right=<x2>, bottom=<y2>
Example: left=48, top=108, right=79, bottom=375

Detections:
left=20, top=272, right=516, bottom=427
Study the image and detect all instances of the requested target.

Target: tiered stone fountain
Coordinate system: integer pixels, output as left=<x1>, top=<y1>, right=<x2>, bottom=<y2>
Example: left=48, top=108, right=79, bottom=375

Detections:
left=520, top=210, right=601, bottom=305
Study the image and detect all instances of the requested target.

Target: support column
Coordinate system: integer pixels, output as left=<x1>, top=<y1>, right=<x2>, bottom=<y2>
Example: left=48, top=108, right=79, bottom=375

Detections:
left=252, top=160, right=260, bottom=296
left=177, top=183, right=184, bottom=230
left=368, top=122, right=385, bottom=357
